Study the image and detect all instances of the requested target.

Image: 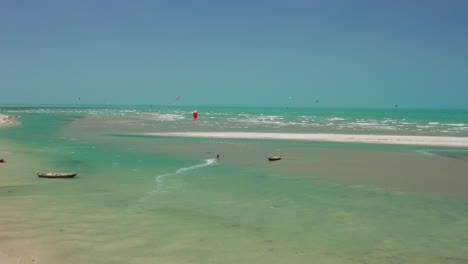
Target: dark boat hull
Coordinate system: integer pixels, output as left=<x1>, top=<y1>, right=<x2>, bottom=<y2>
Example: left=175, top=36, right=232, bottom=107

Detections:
left=37, top=173, right=77, bottom=178
left=268, top=156, right=282, bottom=161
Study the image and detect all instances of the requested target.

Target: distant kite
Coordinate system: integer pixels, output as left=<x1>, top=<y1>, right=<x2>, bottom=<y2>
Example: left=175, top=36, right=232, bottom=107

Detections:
left=315, top=100, right=319, bottom=103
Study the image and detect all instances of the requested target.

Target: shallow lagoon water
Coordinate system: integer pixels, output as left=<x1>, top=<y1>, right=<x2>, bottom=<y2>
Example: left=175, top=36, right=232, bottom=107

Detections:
left=1, top=106, right=468, bottom=263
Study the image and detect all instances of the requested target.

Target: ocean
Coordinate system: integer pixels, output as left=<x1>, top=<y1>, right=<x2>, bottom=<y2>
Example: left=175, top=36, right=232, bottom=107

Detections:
left=1, top=105, right=468, bottom=263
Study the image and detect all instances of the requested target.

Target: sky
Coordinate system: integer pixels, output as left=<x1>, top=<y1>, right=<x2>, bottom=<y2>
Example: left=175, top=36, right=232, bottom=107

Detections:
left=1, top=0, right=467, bottom=108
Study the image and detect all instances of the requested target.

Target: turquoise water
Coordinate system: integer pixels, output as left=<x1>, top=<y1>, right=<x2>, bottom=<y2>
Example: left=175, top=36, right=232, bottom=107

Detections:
left=1, top=106, right=468, bottom=263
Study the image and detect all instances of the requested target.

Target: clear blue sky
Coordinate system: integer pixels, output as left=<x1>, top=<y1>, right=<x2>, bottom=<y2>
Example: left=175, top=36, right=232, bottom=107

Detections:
left=1, top=0, right=467, bottom=108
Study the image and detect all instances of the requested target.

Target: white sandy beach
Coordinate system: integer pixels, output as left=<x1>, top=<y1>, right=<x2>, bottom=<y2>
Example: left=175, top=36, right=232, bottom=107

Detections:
left=143, top=132, right=468, bottom=147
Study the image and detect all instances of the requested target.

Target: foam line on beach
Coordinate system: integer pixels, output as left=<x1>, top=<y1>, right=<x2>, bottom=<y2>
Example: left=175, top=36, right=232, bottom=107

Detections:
left=141, top=132, right=468, bottom=147
left=129, top=158, right=217, bottom=213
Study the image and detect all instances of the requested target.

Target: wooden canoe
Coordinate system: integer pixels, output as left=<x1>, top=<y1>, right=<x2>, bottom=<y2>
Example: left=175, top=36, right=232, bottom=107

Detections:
left=37, top=172, right=77, bottom=178
left=268, top=156, right=282, bottom=161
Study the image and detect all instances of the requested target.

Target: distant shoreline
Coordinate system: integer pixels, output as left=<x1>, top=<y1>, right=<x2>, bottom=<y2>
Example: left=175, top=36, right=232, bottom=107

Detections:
left=0, top=114, right=20, bottom=127
left=141, top=132, right=468, bottom=147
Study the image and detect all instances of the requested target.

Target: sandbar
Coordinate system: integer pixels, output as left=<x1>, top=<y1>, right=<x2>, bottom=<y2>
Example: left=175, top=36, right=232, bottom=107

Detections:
left=142, top=132, right=468, bottom=147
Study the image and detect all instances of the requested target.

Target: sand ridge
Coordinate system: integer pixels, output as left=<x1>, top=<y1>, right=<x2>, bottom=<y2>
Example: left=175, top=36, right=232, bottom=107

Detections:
left=142, top=132, right=468, bottom=147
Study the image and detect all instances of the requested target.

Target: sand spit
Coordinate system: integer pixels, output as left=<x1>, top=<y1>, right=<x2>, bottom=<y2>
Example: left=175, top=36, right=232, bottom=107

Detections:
left=142, top=132, right=468, bottom=147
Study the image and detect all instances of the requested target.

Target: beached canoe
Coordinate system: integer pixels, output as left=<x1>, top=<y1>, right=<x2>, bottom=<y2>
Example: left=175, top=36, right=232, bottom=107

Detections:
left=37, top=172, right=77, bottom=178
left=268, top=156, right=282, bottom=161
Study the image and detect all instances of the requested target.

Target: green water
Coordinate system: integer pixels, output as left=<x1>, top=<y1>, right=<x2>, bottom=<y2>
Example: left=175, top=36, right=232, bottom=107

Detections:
left=1, top=106, right=468, bottom=263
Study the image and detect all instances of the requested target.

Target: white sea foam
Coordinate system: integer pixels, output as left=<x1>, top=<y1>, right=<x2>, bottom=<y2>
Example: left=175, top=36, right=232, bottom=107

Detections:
left=155, top=158, right=217, bottom=193
left=328, top=117, right=345, bottom=121
left=175, top=159, right=217, bottom=174
left=139, top=113, right=185, bottom=121
left=444, top=123, right=466, bottom=127
left=129, top=159, right=217, bottom=213
left=228, top=115, right=289, bottom=127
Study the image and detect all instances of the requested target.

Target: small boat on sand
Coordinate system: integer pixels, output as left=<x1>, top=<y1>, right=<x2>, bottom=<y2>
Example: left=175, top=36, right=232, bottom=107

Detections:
left=268, top=156, right=282, bottom=161
left=37, top=172, right=77, bottom=178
